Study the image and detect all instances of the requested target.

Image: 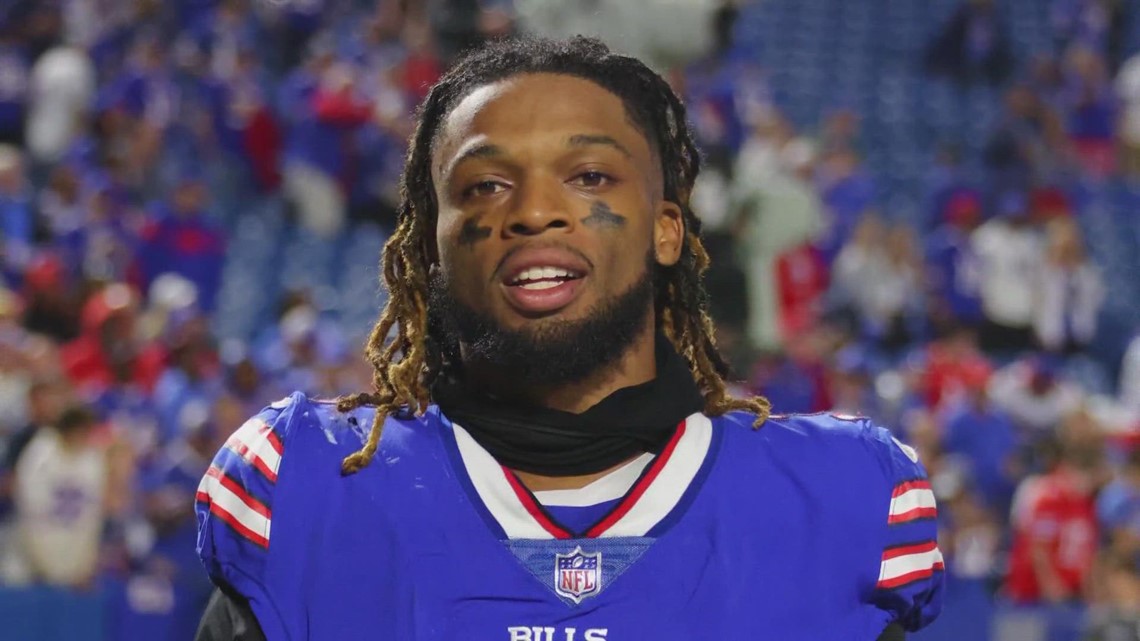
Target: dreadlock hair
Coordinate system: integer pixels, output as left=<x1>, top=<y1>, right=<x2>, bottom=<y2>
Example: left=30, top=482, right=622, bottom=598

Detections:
left=337, top=35, right=771, bottom=474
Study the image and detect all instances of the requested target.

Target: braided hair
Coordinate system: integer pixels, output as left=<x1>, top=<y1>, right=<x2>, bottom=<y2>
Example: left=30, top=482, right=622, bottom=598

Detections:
left=337, top=36, right=770, bottom=474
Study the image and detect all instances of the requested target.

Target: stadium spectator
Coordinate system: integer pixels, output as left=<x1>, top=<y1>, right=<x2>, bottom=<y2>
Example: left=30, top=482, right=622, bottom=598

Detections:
left=26, top=45, right=95, bottom=164
left=281, top=61, right=372, bottom=237
left=774, top=241, right=829, bottom=348
left=832, top=213, right=886, bottom=320
left=60, top=283, right=166, bottom=398
left=833, top=218, right=925, bottom=352
left=925, top=189, right=985, bottom=330
left=990, top=356, right=1085, bottom=438
left=0, top=286, right=32, bottom=430
left=1034, top=216, right=1105, bottom=354
left=1061, top=44, right=1118, bottom=177
left=984, top=85, right=1068, bottom=192
left=133, top=398, right=224, bottom=641
left=0, top=144, right=33, bottom=278
left=205, top=45, right=281, bottom=193
left=924, top=0, right=1014, bottom=85
left=152, top=329, right=218, bottom=447
left=0, top=377, right=68, bottom=518
left=815, top=144, right=877, bottom=264
left=732, top=111, right=823, bottom=349
left=940, top=360, right=1022, bottom=515
left=827, top=345, right=883, bottom=421
left=913, top=324, right=993, bottom=411
left=37, top=163, right=82, bottom=238
left=749, top=327, right=831, bottom=415
left=252, top=294, right=348, bottom=398
left=56, top=174, right=141, bottom=285
left=1083, top=550, right=1140, bottom=641
left=9, top=406, right=107, bottom=588
left=19, top=252, right=80, bottom=341
left=135, top=174, right=225, bottom=312
left=1005, top=419, right=1102, bottom=607
left=972, top=191, right=1044, bottom=355
left=1096, top=447, right=1140, bottom=558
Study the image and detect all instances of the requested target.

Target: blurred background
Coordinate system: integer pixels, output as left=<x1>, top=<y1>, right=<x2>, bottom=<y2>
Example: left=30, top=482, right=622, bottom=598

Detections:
left=0, top=0, right=1139, bottom=639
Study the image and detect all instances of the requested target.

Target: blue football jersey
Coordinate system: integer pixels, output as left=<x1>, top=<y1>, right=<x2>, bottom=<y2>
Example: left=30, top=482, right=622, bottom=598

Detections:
left=196, top=393, right=943, bottom=640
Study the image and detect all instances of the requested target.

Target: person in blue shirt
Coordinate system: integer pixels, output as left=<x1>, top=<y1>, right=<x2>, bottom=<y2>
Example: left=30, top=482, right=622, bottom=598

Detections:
left=136, top=173, right=226, bottom=312
left=196, top=36, right=942, bottom=641
left=939, top=364, right=1021, bottom=517
left=1097, top=448, right=1140, bottom=554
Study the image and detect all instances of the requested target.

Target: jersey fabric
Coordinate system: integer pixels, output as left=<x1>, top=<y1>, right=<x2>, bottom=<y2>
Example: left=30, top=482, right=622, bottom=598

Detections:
left=196, top=394, right=943, bottom=640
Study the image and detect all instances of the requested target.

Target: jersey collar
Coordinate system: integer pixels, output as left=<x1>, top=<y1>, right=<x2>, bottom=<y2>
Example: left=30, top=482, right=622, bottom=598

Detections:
left=447, top=413, right=716, bottom=539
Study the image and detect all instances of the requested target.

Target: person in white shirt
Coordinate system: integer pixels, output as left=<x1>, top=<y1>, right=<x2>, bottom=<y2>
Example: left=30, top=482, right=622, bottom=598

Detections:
left=988, top=356, right=1083, bottom=437
left=12, top=406, right=108, bottom=588
left=1033, top=216, right=1104, bottom=353
left=27, top=46, right=95, bottom=165
left=971, top=193, right=1043, bottom=354
left=731, top=113, right=823, bottom=349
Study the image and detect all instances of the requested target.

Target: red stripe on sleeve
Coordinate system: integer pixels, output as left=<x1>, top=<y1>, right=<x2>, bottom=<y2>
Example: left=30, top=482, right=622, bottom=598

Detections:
left=224, top=437, right=279, bottom=483
left=206, top=466, right=272, bottom=519
left=260, top=424, right=285, bottom=456
left=888, top=506, right=938, bottom=525
left=891, top=479, right=931, bottom=498
left=876, top=562, right=945, bottom=590
left=881, top=540, right=939, bottom=561
left=195, top=489, right=270, bottom=548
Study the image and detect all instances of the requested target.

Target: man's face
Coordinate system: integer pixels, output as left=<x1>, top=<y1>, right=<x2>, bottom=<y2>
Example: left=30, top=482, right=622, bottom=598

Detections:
left=429, top=73, right=683, bottom=380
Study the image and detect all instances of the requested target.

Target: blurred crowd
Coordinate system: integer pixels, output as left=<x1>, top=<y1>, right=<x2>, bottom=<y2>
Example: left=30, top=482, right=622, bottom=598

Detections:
left=1, top=0, right=1140, bottom=640
left=0, top=0, right=503, bottom=638
left=693, top=1, right=1140, bottom=639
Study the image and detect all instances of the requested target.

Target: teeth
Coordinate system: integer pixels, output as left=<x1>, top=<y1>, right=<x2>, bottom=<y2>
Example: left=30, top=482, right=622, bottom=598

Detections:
left=511, top=266, right=576, bottom=284
left=519, top=281, right=562, bottom=290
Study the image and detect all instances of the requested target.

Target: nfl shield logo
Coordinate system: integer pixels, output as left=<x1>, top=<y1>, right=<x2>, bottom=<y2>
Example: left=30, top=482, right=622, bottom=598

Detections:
left=554, top=547, right=602, bottom=603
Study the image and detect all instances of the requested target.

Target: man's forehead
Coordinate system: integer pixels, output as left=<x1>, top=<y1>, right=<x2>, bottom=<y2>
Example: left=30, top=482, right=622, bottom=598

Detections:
left=434, top=73, right=653, bottom=170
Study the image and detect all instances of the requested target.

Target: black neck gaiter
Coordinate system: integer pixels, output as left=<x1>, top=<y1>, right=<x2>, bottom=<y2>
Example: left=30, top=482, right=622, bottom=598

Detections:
left=432, top=336, right=705, bottom=477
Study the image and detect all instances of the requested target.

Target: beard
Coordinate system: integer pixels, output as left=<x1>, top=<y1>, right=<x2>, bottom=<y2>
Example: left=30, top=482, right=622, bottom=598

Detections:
left=428, top=252, right=657, bottom=387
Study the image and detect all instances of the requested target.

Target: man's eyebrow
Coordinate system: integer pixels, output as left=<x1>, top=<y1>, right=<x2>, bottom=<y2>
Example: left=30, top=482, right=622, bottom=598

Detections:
left=442, top=143, right=505, bottom=180
left=568, top=134, right=633, bottom=159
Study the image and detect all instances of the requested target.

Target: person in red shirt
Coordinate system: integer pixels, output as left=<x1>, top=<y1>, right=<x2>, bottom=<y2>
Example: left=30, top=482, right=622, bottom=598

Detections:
left=1005, top=414, right=1104, bottom=604
left=60, top=283, right=166, bottom=396
left=916, top=324, right=992, bottom=410
left=774, top=242, right=828, bottom=342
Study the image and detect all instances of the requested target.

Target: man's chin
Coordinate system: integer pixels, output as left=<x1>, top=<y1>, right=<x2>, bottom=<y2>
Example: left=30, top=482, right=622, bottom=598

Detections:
left=430, top=255, right=657, bottom=387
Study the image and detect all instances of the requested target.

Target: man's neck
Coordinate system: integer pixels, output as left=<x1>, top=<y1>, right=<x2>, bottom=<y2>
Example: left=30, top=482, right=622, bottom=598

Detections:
left=463, top=325, right=660, bottom=490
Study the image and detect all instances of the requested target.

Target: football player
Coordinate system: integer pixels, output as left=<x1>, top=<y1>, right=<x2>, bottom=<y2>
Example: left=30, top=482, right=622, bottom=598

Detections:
left=195, top=36, right=942, bottom=641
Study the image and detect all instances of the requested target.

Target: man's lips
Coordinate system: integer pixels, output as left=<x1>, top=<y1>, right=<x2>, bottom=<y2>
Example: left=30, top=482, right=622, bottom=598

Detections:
left=495, top=246, right=593, bottom=316
left=496, top=246, right=592, bottom=285
left=500, top=276, right=585, bottom=315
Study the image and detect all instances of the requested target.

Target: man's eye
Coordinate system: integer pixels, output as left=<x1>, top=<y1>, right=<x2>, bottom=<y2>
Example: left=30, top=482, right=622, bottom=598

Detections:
left=570, top=171, right=614, bottom=188
left=464, top=181, right=507, bottom=199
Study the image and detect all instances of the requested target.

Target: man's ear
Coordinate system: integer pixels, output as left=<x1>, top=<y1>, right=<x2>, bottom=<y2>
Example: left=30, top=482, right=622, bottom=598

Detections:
left=653, top=200, right=684, bottom=267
